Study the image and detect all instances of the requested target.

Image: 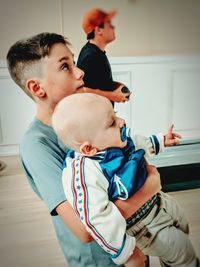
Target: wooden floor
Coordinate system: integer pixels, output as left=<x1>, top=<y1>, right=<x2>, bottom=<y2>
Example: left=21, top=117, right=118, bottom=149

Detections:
left=0, top=156, right=199, bottom=267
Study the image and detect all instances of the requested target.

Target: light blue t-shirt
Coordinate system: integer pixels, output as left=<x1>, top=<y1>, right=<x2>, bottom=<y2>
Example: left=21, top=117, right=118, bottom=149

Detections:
left=20, top=118, right=123, bottom=267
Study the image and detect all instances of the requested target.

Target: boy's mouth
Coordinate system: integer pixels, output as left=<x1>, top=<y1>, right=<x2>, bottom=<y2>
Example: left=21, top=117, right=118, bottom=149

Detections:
left=120, top=125, right=130, bottom=142
left=77, top=84, right=84, bottom=89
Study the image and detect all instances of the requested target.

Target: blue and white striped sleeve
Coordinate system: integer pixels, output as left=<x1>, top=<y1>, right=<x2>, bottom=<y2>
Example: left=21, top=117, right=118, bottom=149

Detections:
left=62, top=156, right=135, bottom=265
left=132, top=133, right=165, bottom=157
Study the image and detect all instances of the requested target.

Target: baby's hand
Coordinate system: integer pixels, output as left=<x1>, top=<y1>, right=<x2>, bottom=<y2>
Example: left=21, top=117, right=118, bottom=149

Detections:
left=164, top=124, right=182, bottom=147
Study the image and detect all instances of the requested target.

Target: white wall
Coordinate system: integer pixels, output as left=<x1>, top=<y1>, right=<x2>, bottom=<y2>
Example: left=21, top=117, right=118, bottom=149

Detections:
left=112, top=56, right=200, bottom=139
left=0, top=0, right=200, bottom=59
left=1, top=55, right=200, bottom=163
left=0, top=61, right=35, bottom=155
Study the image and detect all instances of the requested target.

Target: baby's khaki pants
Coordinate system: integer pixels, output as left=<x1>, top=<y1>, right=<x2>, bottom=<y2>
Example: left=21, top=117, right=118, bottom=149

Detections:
left=127, top=191, right=198, bottom=267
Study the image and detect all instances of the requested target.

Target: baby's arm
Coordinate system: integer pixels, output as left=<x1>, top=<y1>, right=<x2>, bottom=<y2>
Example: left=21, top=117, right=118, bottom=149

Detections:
left=164, top=124, right=181, bottom=146
left=132, top=124, right=181, bottom=157
left=62, top=157, right=135, bottom=265
left=132, top=133, right=164, bottom=157
left=56, top=200, right=93, bottom=243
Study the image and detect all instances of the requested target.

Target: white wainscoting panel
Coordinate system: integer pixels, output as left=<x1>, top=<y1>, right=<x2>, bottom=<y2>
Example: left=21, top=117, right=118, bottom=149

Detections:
left=171, top=69, right=200, bottom=140
left=0, top=61, right=35, bottom=155
left=111, top=56, right=200, bottom=141
left=1, top=56, right=200, bottom=167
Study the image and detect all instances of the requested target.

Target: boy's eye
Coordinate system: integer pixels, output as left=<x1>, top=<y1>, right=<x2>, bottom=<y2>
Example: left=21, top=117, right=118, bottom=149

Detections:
left=111, top=120, right=115, bottom=126
left=62, top=63, right=69, bottom=70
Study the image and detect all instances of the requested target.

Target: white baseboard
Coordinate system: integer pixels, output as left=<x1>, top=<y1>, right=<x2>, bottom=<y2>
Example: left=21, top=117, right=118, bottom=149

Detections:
left=0, top=144, right=19, bottom=156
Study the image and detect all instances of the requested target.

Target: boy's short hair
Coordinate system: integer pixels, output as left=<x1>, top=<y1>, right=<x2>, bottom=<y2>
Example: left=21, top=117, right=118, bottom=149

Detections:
left=7, top=32, right=69, bottom=99
left=87, top=23, right=104, bottom=40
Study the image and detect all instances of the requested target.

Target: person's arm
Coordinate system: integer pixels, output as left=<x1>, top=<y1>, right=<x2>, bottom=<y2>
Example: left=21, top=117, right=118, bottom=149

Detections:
left=21, top=138, right=93, bottom=243
left=77, top=53, right=131, bottom=102
left=132, top=133, right=165, bottom=157
left=132, top=124, right=181, bottom=157
left=124, top=247, right=147, bottom=267
left=77, top=83, right=131, bottom=103
left=62, top=157, right=136, bottom=265
left=164, top=124, right=181, bottom=146
left=115, top=163, right=161, bottom=219
left=56, top=201, right=93, bottom=243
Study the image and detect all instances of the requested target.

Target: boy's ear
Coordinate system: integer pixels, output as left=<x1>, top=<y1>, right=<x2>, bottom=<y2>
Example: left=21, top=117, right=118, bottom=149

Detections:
left=79, top=142, right=98, bottom=157
left=95, top=26, right=103, bottom=36
left=26, top=79, right=46, bottom=99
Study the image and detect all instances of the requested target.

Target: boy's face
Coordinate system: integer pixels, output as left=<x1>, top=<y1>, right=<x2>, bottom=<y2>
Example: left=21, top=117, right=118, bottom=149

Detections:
left=90, top=98, right=127, bottom=151
left=40, top=43, right=84, bottom=105
left=100, top=20, right=115, bottom=43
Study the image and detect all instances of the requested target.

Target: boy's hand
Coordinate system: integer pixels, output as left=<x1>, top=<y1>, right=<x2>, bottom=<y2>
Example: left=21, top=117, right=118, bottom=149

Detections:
left=113, top=82, right=132, bottom=102
left=124, top=247, right=147, bottom=267
left=164, top=124, right=182, bottom=147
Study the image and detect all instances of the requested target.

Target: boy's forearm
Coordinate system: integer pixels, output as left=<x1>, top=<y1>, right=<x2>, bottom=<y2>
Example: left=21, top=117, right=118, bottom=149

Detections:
left=124, top=247, right=147, bottom=267
left=115, top=164, right=161, bottom=219
left=56, top=200, right=93, bottom=243
left=79, top=86, right=115, bottom=100
left=78, top=85, right=130, bottom=102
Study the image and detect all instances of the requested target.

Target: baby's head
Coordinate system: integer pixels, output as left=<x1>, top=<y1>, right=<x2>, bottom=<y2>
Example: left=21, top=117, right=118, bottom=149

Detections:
left=52, top=93, right=127, bottom=156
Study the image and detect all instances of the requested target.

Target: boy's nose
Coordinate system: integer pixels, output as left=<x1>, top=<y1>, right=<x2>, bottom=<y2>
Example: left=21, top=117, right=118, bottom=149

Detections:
left=117, top=117, right=126, bottom=128
left=74, top=66, right=84, bottom=79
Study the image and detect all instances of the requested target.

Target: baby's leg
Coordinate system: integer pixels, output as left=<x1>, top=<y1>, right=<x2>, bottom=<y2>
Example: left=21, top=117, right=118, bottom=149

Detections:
left=153, top=192, right=197, bottom=266
left=127, top=192, right=197, bottom=266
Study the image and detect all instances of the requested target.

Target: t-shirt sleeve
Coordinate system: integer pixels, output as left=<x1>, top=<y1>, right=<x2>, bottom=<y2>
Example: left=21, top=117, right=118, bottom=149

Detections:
left=79, top=56, right=102, bottom=89
left=20, top=137, right=66, bottom=215
left=78, top=52, right=114, bottom=91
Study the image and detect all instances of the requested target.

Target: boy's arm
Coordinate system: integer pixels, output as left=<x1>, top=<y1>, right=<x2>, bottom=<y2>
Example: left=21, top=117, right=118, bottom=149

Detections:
left=63, top=157, right=136, bottom=265
left=21, top=139, right=93, bottom=244
left=115, top=163, right=161, bottom=219
left=56, top=201, right=93, bottom=243
left=77, top=83, right=131, bottom=102
left=124, top=247, right=147, bottom=267
left=77, top=55, right=131, bottom=102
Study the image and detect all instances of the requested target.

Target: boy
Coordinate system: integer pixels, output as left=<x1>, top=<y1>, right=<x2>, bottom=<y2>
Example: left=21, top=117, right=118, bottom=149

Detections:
left=7, top=32, right=162, bottom=267
left=52, top=93, right=198, bottom=267
left=77, top=8, right=131, bottom=105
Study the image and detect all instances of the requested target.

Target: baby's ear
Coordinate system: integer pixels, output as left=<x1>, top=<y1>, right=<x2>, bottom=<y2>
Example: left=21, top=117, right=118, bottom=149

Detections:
left=79, top=142, right=98, bottom=157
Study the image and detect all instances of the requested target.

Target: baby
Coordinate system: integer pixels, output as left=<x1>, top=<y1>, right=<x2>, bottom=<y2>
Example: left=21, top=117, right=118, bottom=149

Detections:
left=52, top=93, right=197, bottom=267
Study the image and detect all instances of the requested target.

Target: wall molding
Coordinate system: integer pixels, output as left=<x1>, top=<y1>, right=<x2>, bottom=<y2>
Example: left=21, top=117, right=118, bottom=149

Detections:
left=169, top=67, right=200, bottom=139
left=1, top=56, right=200, bottom=165
left=0, top=144, right=19, bottom=156
left=109, top=54, right=200, bottom=65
